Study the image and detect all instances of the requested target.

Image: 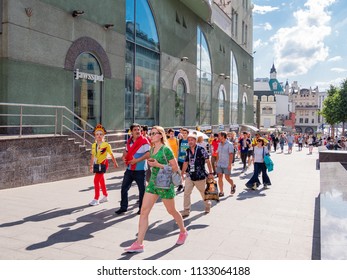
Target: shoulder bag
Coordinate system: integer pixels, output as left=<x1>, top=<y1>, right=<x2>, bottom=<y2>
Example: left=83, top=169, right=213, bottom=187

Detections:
left=155, top=146, right=182, bottom=189
left=263, top=148, right=274, bottom=172
left=93, top=144, right=107, bottom=174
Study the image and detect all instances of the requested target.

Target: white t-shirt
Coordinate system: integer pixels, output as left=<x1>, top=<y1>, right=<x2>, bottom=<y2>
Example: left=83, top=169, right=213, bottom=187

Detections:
left=253, top=146, right=269, bottom=163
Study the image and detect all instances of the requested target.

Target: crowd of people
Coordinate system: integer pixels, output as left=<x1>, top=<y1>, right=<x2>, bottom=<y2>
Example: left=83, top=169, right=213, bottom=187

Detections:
left=88, top=123, right=344, bottom=254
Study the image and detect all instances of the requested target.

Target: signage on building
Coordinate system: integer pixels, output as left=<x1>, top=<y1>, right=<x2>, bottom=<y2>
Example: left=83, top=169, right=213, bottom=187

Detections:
left=74, top=69, right=104, bottom=83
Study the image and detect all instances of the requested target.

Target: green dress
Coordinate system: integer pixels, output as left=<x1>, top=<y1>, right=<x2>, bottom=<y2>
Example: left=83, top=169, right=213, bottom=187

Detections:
left=146, top=145, right=176, bottom=199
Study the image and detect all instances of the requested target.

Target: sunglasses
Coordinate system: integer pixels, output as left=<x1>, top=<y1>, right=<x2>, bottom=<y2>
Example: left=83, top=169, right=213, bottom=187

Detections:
left=150, top=132, right=161, bottom=136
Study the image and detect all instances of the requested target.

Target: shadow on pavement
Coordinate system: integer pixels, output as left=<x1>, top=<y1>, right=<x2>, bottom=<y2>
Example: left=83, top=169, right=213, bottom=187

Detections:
left=25, top=208, right=138, bottom=251
left=0, top=205, right=88, bottom=228
left=236, top=188, right=267, bottom=200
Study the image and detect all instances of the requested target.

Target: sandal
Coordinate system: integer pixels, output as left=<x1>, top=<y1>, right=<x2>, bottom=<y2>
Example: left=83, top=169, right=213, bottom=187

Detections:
left=218, top=192, right=224, bottom=197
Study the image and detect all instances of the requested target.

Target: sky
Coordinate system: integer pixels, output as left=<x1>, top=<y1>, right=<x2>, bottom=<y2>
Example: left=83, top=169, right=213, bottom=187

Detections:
left=252, top=0, right=347, bottom=91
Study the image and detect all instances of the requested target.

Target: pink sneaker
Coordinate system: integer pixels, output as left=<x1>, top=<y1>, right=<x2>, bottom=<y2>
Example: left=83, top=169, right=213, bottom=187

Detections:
left=176, top=231, right=188, bottom=245
left=124, top=241, right=144, bottom=253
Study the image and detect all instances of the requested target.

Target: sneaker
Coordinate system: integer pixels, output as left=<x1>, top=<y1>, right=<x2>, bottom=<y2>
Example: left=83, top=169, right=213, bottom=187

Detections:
left=124, top=241, right=144, bottom=253
left=177, top=185, right=184, bottom=193
left=231, top=184, right=236, bottom=195
left=263, top=184, right=269, bottom=189
left=99, top=196, right=108, bottom=203
left=176, top=231, right=188, bottom=245
left=252, top=183, right=258, bottom=190
left=89, top=199, right=99, bottom=206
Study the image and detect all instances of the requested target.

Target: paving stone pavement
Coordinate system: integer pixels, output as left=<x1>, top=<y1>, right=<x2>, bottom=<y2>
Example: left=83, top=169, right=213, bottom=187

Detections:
left=0, top=145, right=320, bottom=260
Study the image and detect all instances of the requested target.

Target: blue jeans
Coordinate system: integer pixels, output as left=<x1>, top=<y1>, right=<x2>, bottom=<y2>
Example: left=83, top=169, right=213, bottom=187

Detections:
left=246, top=162, right=271, bottom=187
left=120, top=169, right=146, bottom=211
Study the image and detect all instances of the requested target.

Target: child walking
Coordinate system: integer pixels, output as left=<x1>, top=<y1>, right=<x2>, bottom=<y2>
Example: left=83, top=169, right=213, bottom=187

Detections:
left=89, top=124, right=118, bottom=206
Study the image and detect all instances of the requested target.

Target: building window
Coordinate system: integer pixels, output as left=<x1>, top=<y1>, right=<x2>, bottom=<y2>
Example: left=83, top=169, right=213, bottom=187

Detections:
left=230, top=51, right=239, bottom=124
left=242, top=21, right=247, bottom=46
left=299, top=118, right=303, bottom=123
left=262, top=106, right=273, bottom=115
left=74, top=53, right=103, bottom=129
left=312, top=119, right=314, bottom=124
left=242, top=94, right=247, bottom=124
left=175, top=78, right=186, bottom=126
left=232, top=10, right=238, bottom=37
left=305, top=118, right=309, bottom=123
left=125, top=0, right=160, bottom=127
left=218, top=87, right=225, bottom=125
left=196, top=26, right=212, bottom=125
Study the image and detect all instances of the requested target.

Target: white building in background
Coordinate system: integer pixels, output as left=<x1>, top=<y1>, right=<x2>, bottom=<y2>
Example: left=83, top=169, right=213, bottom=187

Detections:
left=253, top=64, right=291, bottom=130
left=318, top=91, right=327, bottom=132
left=290, top=85, right=320, bottom=134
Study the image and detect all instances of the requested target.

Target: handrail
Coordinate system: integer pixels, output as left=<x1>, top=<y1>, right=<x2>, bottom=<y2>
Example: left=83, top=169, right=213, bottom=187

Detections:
left=0, top=102, right=221, bottom=155
left=0, top=102, right=98, bottom=146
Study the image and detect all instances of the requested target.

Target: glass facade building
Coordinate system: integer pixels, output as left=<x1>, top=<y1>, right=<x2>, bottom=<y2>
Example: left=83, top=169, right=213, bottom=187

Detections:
left=0, top=0, right=254, bottom=132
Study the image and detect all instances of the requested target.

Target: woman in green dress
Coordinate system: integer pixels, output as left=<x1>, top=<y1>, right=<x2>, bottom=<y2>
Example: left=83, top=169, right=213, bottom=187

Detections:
left=125, top=126, right=188, bottom=253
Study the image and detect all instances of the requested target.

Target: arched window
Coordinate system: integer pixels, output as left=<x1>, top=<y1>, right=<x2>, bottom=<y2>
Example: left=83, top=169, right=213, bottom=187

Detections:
left=242, top=93, right=248, bottom=124
left=74, top=53, right=103, bottom=129
left=196, top=27, right=212, bottom=125
left=125, top=0, right=160, bottom=127
left=230, top=51, right=239, bottom=124
left=218, top=86, right=225, bottom=125
left=262, top=106, right=273, bottom=115
left=175, top=78, right=186, bottom=126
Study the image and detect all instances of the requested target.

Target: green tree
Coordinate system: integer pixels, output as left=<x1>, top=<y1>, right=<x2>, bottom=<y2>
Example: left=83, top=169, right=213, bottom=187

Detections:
left=321, top=85, right=339, bottom=137
left=337, top=79, right=347, bottom=135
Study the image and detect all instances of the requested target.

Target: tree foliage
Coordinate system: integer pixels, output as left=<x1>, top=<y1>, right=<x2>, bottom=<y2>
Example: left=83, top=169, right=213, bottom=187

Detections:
left=321, top=85, right=339, bottom=126
left=321, top=80, right=347, bottom=135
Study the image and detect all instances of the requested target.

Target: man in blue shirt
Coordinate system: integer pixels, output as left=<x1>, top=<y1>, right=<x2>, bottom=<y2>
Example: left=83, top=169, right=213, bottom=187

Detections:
left=239, top=131, right=251, bottom=173
left=216, top=131, right=236, bottom=197
left=176, top=128, right=189, bottom=192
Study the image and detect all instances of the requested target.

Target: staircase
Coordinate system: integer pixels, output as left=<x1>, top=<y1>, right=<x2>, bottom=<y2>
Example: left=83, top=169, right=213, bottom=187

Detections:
left=0, top=102, right=128, bottom=189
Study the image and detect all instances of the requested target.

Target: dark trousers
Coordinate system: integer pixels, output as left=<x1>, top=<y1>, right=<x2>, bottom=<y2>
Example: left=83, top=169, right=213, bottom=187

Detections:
left=120, top=169, right=146, bottom=211
left=246, top=162, right=271, bottom=187
left=240, top=152, right=248, bottom=169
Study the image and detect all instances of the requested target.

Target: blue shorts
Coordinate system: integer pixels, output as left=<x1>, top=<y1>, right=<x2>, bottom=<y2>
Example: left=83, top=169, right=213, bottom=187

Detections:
left=216, top=166, right=231, bottom=175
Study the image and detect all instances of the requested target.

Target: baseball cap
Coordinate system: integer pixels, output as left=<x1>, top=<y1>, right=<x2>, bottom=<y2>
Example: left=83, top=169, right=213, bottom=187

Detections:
left=187, top=133, right=197, bottom=140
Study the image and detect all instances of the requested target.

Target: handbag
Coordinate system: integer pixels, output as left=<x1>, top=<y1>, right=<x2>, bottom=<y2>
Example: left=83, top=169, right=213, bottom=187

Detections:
left=93, top=143, right=107, bottom=174
left=155, top=146, right=182, bottom=189
left=93, top=163, right=106, bottom=173
left=263, top=148, right=274, bottom=172
left=204, top=178, right=219, bottom=201
left=156, top=165, right=174, bottom=189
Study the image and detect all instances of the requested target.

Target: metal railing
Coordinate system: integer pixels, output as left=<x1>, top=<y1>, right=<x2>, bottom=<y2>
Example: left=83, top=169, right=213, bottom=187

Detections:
left=0, top=103, right=127, bottom=149
left=0, top=102, right=223, bottom=154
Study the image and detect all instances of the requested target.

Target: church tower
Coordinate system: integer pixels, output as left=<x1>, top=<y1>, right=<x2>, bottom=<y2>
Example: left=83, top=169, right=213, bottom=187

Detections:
left=268, top=63, right=283, bottom=94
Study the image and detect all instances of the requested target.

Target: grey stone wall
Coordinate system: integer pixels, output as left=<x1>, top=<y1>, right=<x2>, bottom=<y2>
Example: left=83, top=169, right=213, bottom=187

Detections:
left=0, top=135, right=124, bottom=189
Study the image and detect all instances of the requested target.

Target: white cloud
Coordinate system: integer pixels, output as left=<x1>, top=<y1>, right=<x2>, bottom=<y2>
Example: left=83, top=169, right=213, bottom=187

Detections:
left=253, top=39, right=268, bottom=49
left=263, top=22, right=272, bottom=31
left=253, top=4, right=279, bottom=15
left=271, top=0, right=336, bottom=77
left=315, top=77, right=343, bottom=90
left=331, top=67, right=347, bottom=73
left=328, top=56, right=342, bottom=62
